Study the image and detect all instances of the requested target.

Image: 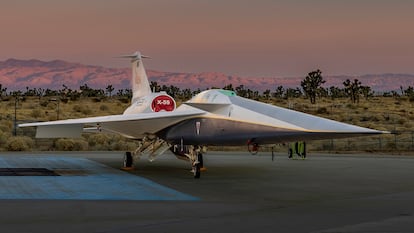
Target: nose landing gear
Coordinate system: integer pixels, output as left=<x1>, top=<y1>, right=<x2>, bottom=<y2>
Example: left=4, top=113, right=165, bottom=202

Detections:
left=192, top=151, right=204, bottom=179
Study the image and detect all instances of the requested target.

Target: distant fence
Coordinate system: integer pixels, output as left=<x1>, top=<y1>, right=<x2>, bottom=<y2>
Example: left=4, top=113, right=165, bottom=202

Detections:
left=309, top=132, right=414, bottom=152
left=210, top=132, right=414, bottom=154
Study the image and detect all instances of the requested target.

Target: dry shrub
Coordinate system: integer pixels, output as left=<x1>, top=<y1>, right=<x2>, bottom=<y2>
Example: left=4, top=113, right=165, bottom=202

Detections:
left=0, top=129, right=10, bottom=145
left=73, top=104, right=82, bottom=112
left=346, top=104, right=357, bottom=110
left=118, top=98, right=130, bottom=104
left=109, top=135, right=140, bottom=151
left=92, top=97, right=103, bottom=102
left=109, top=139, right=138, bottom=151
left=81, top=108, right=92, bottom=115
left=0, top=120, right=12, bottom=132
left=47, top=115, right=59, bottom=121
left=1, top=96, right=11, bottom=101
left=6, top=136, right=34, bottom=151
left=385, top=142, right=397, bottom=150
left=88, top=134, right=110, bottom=149
left=87, top=134, right=139, bottom=151
left=40, top=101, right=49, bottom=107
left=73, top=104, right=92, bottom=115
left=26, top=103, right=37, bottom=110
left=316, top=107, right=328, bottom=114
left=54, top=138, right=88, bottom=151
left=403, top=122, right=413, bottom=128
left=99, top=104, right=109, bottom=111
left=360, top=115, right=380, bottom=122
left=30, top=109, right=44, bottom=118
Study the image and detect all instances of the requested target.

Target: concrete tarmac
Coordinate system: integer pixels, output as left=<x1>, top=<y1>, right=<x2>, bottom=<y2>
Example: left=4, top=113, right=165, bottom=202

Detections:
left=1, top=151, right=414, bottom=233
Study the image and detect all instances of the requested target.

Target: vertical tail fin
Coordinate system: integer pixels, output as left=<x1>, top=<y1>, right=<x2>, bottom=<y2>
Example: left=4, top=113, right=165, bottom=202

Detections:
left=119, top=51, right=151, bottom=103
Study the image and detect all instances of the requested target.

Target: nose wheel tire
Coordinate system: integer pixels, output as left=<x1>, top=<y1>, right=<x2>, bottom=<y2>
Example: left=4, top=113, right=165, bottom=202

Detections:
left=193, top=153, right=203, bottom=179
left=193, top=162, right=201, bottom=178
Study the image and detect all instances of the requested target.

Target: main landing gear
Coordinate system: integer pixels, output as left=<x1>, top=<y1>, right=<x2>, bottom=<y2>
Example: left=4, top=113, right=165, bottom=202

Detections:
left=171, top=145, right=206, bottom=179
left=122, top=136, right=171, bottom=170
left=124, top=143, right=207, bottom=179
left=178, top=145, right=205, bottom=179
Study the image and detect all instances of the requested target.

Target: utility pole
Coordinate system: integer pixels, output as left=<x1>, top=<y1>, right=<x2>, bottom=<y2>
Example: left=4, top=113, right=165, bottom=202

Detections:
left=13, top=96, right=22, bottom=136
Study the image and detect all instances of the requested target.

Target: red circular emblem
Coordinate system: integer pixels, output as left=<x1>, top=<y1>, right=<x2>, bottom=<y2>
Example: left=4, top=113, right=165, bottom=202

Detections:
left=151, top=95, right=175, bottom=112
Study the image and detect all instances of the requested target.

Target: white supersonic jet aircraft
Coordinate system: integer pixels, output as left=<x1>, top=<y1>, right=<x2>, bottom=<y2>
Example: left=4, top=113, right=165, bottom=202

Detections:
left=19, top=51, right=386, bottom=178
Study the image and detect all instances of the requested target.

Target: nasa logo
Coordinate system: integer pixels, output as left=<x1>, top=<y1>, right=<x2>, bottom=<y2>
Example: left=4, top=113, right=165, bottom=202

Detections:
left=151, top=95, right=176, bottom=112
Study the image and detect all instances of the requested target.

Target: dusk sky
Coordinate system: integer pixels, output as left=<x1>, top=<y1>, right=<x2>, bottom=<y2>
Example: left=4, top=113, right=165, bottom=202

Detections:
left=1, top=0, right=414, bottom=77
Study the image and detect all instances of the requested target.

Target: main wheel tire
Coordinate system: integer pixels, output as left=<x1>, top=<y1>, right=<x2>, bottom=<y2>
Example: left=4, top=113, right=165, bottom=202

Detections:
left=124, top=151, right=133, bottom=167
left=194, top=163, right=201, bottom=179
left=197, top=153, right=204, bottom=168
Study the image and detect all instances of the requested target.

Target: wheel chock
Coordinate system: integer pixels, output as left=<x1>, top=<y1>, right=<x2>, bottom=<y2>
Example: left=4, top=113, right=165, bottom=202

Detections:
left=121, top=166, right=135, bottom=171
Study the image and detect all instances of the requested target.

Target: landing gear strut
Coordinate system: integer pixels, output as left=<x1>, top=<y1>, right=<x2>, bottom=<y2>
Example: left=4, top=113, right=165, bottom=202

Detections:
left=122, top=136, right=171, bottom=170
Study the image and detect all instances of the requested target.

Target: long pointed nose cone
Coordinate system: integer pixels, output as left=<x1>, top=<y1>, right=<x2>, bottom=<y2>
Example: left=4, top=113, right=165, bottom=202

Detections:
left=236, top=95, right=380, bottom=131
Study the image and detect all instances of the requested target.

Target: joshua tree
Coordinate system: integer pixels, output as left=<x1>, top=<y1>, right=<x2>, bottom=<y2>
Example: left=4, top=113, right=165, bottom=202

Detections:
left=223, top=84, right=235, bottom=91
left=0, top=84, right=7, bottom=99
left=329, top=86, right=345, bottom=99
left=106, top=85, right=115, bottom=98
left=343, top=79, right=362, bottom=103
left=360, top=85, right=373, bottom=100
left=263, top=89, right=271, bottom=100
left=301, top=69, right=325, bottom=104
left=150, top=81, right=161, bottom=92
left=273, top=85, right=284, bottom=99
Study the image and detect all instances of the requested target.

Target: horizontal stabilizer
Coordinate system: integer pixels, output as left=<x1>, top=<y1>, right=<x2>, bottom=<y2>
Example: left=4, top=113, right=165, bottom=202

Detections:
left=118, top=51, right=150, bottom=61
left=35, top=124, right=83, bottom=138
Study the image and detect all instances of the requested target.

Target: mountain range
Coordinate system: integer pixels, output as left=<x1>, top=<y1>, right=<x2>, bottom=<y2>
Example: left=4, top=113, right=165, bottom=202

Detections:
left=1, top=58, right=414, bottom=92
